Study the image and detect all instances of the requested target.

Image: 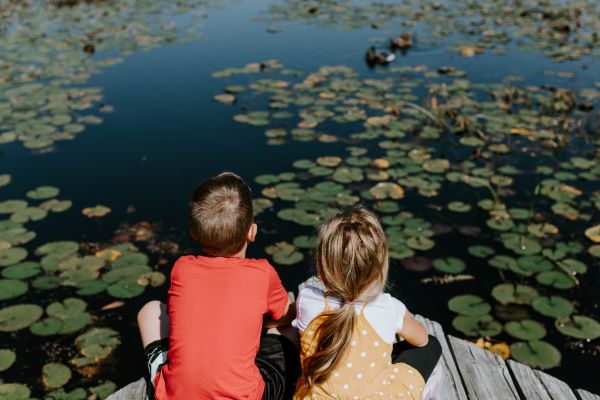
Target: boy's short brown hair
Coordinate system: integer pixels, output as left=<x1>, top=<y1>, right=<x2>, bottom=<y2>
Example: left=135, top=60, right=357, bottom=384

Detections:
left=188, top=172, right=253, bottom=256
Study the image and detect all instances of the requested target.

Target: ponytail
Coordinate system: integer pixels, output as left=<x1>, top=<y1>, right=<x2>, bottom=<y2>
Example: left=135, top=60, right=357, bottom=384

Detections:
left=299, top=207, right=389, bottom=395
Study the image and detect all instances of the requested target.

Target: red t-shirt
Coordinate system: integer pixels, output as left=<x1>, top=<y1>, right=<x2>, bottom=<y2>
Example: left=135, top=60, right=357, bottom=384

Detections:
left=153, top=255, right=288, bottom=400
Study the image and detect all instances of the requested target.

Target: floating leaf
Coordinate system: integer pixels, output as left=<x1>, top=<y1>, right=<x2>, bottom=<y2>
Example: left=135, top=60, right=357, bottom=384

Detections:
left=433, top=257, right=465, bottom=274
left=82, top=205, right=111, bottom=218
left=43, top=363, right=72, bottom=389
left=510, top=341, right=561, bottom=369
left=584, top=224, right=600, bottom=243
left=265, top=241, right=304, bottom=265
left=0, top=349, right=16, bottom=372
left=505, top=320, right=546, bottom=340
left=0, top=304, right=43, bottom=331
left=491, top=284, right=538, bottom=305
left=0, top=279, right=28, bottom=300
left=555, top=316, right=600, bottom=340
left=0, top=383, right=30, bottom=400
left=448, top=295, right=490, bottom=316
left=468, top=245, right=494, bottom=258
left=26, top=186, right=59, bottom=200
left=452, top=314, right=502, bottom=337
left=0, top=247, right=28, bottom=266
left=532, top=296, right=574, bottom=318
left=536, top=271, right=574, bottom=290
left=30, top=318, right=63, bottom=336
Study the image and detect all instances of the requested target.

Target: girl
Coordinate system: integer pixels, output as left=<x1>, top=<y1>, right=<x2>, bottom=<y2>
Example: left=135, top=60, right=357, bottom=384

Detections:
left=293, top=207, right=441, bottom=400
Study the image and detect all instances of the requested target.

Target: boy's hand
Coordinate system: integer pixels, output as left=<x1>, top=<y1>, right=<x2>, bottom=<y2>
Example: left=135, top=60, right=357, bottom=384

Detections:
left=263, top=293, right=295, bottom=329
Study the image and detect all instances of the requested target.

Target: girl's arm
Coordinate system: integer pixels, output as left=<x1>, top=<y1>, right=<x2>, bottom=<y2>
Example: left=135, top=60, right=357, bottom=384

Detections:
left=398, top=311, right=429, bottom=347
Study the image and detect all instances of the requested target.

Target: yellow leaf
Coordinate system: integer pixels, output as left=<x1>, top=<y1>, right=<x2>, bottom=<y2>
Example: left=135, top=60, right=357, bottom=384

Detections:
left=510, top=127, right=532, bottom=136
left=95, top=249, right=122, bottom=262
left=585, top=225, right=600, bottom=243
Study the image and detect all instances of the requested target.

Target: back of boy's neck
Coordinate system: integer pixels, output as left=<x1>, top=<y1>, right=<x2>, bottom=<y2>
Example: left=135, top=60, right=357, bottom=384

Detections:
left=203, top=246, right=247, bottom=259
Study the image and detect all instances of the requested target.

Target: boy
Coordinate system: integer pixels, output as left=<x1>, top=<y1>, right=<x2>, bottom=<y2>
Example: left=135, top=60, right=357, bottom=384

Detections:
left=137, top=172, right=298, bottom=399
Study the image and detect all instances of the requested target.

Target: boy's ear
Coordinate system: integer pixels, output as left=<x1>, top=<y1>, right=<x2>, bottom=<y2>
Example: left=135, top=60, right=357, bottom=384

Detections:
left=247, top=223, right=257, bottom=243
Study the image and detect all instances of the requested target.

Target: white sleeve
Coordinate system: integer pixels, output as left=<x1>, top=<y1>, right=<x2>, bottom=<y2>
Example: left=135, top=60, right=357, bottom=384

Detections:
left=291, top=286, right=326, bottom=333
left=392, top=296, right=407, bottom=333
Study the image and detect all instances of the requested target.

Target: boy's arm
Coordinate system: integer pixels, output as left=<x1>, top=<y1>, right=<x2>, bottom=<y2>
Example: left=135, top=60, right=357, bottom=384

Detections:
left=263, top=298, right=295, bottom=328
left=398, top=311, right=429, bottom=347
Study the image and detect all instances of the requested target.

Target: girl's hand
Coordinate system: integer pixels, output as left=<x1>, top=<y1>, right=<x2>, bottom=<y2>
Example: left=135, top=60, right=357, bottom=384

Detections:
left=398, top=312, right=429, bottom=347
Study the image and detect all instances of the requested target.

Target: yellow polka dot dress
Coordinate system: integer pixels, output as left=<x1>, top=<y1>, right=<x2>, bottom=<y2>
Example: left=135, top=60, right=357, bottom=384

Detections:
left=294, top=305, right=425, bottom=400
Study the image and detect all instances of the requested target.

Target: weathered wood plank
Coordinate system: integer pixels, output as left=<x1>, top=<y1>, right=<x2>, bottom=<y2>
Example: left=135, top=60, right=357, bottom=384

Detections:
left=576, top=389, right=600, bottom=400
left=106, top=378, right=147, bottom=400
left=448, top=335, right=520, bottom=400
left=507, top=359, right=577, bottom=400
left=415, top=315, right=467, bottom=400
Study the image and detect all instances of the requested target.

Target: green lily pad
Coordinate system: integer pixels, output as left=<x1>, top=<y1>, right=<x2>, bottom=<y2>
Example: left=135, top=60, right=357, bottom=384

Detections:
left=46, top=388, right=87, bottom=400
left=32, top=275, right=61, bottom=290
left=555, top=316, right=600, bottom=340
left=293, top=235, right=315, bottom=249
left=468, top=245, right=495, bottom=258
left=536, top=271, right=575, bottom=289
left=266, top=241, right=304, bottom=265
left=0, top=247, right=28, bottom=266
left=0, top=349, right=16, bottom=372
left=107, top=281, right=146, bottom=299
left=406, top=236, right=435, bottom=251
left=488, top=255, right=517, bottom=270
left=26, top=186, right=59, bottom=200
left=448, top=295, right=490, bottom=316
left=89, top=381, right=117, bottom=399
left=433, top=257, right=465, bottom=274
left=35, top=241, right=79, bottom=257
left=39, top=199, right=72, bottom=213
left=491, top=284, right=538, bottom=305
left=10, top=207, right=47, bottom=223
left=112, top=252, right=149, bottom=268
left=0, top=383, right=30, bottom=400
left=505, top=320, right=546, bottom=340
left=502, top=234, right=542, bottom=255
left=0, top=200, right=28, bottom=214
left=0, top=279, right=28, bottom=300
left=510, top=341, right=561, bottom=369
left=43, top=363, right=72, bottom=389
left=0, top=304, right=43, bottom=331
left=448, top=201, right=471, bottom=212
left=531, top=296, right=574, bottom=318
left=76, top=280, right=108, bottom=296
left=1, top=261, right=41, bottom=279
left=30, top=318, right=63, bottom=336
left=452, top=314, right=502, bottom=337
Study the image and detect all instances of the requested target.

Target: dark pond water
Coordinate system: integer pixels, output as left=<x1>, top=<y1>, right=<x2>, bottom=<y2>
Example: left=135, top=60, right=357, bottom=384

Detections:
left=1, top=0, right=600, bottom=397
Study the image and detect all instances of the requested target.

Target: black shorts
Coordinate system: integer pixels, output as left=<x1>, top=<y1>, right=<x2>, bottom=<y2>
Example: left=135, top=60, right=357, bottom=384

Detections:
left=144, top=334, right=300, bottom=400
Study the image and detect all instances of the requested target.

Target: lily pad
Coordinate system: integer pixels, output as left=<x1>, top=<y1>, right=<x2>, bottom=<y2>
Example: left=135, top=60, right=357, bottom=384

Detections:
left=0, top=279, right=28, bottom=300
left=491, top=284, right=538, bottom=305
left=448, top=295, right=490, bottom=316
left=0, top=383, right=30, bottom=400
left=452, top=314, right=502, bottom=337
left=0, top=349, right=16, bottom=372
left=0, top=247, right=28, bottom=266
left=536, top=271, right=575, bottom=289
left=531, top=296, right=574, bottom=318
left=433, top=257, right=465, bottom=274
left=0, top=304, right=43, bottom=331
left=26, top=186, right=59, bottom=200
left=43, top=363, right=72, bottom=389
left=505, top=320, right=546, bottom=340
left=1, top=262, right=40, bottom=279
left=555, top=316, right=600, bottom=340
left=265, top=241, right=304, bottom=265
left=510, top=341, right=561, bottom=369
left=10, top=207, right=47, bottom=223
left=30, top=318, right=63, bottom=336
left=468, top=245, right=495, bottom=258
left=82, top=205, right=111, bottom=218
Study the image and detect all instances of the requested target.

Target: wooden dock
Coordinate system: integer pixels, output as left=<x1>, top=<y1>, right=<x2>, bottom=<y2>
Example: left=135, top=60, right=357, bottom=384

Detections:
left=107, top=313, right=599, bottom=400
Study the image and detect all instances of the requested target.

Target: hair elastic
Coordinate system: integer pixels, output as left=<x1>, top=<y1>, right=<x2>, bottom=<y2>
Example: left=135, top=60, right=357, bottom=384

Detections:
left=344, top=300, right=355, bottom=305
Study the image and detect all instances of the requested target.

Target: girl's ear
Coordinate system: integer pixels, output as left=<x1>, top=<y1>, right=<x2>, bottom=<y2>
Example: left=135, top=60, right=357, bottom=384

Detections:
left=247, top=223, right=258, bottom=243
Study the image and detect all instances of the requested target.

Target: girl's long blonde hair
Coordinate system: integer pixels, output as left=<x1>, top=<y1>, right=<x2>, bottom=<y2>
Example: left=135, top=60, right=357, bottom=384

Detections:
left=299, top=207, right=389, bottom=393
